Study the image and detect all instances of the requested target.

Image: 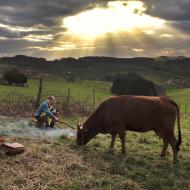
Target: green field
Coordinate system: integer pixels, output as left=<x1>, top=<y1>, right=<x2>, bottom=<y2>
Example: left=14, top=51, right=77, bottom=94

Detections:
left=1, top=78, right=190, bottom=189
left=0, top=78, right=111, bottom=107
left=0, top=79, right=110, bottom=98
left=168, top=88, right=190, bottom=112
left=1, top=77, right=190, bottom=112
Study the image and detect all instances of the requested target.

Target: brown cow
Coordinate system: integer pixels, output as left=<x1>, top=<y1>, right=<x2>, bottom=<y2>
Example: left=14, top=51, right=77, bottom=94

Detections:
left=76, top=95, right=182, bottom=163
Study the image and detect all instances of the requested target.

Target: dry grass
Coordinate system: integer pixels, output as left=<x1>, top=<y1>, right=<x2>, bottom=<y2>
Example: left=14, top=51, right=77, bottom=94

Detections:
left=1, top=117, right=190, bottom=190
left=0, top=93, right=92, bottom=118
left=0, top=135, right=145, bottom=190
left=0, top=137, right=95, bottom=190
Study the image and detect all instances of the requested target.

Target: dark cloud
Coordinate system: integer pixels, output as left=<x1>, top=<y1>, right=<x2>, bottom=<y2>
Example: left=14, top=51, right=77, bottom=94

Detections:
left=144, top=0, right=190, bottom=21
left=0, top=27, right=20, bottom=38
left=0, top=39, right=44, bottom=55
left=1, top=0, right=190, bottom=31
left=143, top=0, right=190, bottom=32
left=0, top=24, right=66, bottom=43
left=0, top=0, right=190, bottom=58
left=0, top=0, right=96, bottom=27
left=169, top=21, right=190, bottom=33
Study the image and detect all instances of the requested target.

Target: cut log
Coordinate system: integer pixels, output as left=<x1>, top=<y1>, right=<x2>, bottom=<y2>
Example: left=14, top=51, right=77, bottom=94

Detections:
left=0, top=142, right=25, bottom=156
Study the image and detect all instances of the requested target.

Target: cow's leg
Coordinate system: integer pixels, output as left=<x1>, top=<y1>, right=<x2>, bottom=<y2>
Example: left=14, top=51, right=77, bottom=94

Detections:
left=160, top=139, right=169, bottom=157
left=119, top=132, right=126, bottom=154
left=110, top=132, right=117, bottom=151
left=168, top=135, right=178, bottom=163
left=154, top=129, right=169, bottom=158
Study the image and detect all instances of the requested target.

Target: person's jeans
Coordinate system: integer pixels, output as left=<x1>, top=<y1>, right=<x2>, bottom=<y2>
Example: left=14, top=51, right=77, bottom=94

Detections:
left=36, top=113, right=56, bottom=128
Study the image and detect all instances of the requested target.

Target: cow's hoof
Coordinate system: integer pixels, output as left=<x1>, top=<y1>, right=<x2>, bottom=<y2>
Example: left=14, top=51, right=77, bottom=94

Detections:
left=121, top=151, right=126, bottom=155
left=160, top=153, right=166, bottom=158
left=173, top=160, right=179, bottom=164
left=108, top=149, right=115, bottom=154
left=166, top=150, right=171, bottom=155
left=159, top=157, right=166, bottom=161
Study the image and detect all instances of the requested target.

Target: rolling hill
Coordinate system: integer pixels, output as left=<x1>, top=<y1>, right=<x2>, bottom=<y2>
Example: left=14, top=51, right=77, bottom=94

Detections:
left=1, top=55, right=190, bottom=88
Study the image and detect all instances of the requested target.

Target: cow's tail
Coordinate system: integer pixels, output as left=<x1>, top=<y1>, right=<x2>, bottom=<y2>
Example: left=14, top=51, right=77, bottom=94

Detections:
left=169, top=99, right=182, bottom=151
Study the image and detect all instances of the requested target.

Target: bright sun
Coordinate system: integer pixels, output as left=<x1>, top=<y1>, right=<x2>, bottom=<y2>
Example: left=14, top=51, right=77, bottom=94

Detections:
left=63, top=1, right=165, bottom=38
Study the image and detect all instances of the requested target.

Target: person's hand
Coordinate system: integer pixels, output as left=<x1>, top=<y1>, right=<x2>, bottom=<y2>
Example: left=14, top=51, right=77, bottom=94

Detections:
left=55, top=117, right=59, bottom=121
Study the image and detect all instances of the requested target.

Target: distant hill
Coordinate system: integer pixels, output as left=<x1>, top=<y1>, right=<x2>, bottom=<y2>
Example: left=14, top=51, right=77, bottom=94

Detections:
left=0, top=55, right=190, bottom=88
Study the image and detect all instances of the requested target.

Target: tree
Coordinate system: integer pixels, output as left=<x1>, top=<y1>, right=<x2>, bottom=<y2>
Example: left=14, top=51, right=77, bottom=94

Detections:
left=3, top=69, right=28, bottom=86
left=111, top=73, right=164, bottom=96
left=3, top=69, right=16, bottom=85
left=18, top=73, right=28, bottom=85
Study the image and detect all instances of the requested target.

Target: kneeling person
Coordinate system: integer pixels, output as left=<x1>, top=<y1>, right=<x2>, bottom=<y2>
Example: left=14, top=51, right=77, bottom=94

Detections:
left=35, top=96, right=59, bottom=128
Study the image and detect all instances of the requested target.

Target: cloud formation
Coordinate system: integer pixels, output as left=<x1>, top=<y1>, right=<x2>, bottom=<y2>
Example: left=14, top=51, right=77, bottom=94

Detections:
left=0, top=0, right=190, bottom=59
left=144, top=0, right=190, bottom=32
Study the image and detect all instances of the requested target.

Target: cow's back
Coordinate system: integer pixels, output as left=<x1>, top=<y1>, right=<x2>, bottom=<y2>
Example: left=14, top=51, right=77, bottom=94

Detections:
left=96, top=95, right=177, bottom=132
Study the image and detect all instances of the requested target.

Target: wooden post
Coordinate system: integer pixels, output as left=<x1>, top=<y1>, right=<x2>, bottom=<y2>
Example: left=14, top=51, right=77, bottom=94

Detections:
left=67, top=88, right=71, bottom=114
left=36, top=78, right=43, bottom=108
left=67, top=88, right=70, bottom=103
left=8, top=94, right=11, bottom=106
left=92, top=88, right=95, bottom=109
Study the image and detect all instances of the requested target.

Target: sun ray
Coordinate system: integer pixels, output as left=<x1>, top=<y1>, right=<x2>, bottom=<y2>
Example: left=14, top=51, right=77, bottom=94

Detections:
left=62, top=1, right=165, bottom=39
left=48, top=1, right=168, bottom=57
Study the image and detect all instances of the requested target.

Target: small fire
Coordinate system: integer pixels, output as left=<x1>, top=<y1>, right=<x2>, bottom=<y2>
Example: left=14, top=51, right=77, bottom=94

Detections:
left=0, top=116, right=76, bottom=139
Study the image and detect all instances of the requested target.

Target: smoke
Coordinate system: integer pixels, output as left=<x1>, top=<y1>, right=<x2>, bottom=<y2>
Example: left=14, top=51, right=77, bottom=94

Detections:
left=0, top=116, right=76, bottom=139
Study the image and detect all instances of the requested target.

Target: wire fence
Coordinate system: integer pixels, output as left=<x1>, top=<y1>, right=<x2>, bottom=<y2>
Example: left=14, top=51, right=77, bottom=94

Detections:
left=0, top=82, right=189, bottom=118
left=0, top=89, right=97, bottom=118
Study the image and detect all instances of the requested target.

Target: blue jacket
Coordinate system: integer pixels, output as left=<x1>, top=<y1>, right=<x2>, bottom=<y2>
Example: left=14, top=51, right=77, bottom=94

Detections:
left=35, top=100, right=55, bottom=119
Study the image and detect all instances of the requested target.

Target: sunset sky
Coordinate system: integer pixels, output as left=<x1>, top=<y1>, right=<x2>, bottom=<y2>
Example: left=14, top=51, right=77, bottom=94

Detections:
left=0, top=0, right=190, bottom=59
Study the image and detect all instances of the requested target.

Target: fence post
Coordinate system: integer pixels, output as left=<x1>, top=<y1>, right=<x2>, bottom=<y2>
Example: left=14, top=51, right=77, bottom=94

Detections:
left=67, top=88, right=70, bottom=103
left=92, top=88, right=95, bottom=109
left=7, top=94, right=11, bottom=106
left=36, top=78, right=43, bottom=108
left=66, top=88, right=71, bottom=114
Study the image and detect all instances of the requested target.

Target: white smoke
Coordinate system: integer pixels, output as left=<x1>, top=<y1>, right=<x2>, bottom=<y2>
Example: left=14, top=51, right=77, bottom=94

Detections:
left=0, top=116, right=76, bottom=139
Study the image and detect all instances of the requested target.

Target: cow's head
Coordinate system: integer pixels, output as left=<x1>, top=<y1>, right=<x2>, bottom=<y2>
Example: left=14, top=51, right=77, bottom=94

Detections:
left=76, top=123, right=91, bottom=145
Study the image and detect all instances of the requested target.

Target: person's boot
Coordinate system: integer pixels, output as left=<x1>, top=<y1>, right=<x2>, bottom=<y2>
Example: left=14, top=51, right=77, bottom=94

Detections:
left=45, top=124, right=50, bottom=128
left=35, top=121, right=40, bottom=128
left=45, top=119, right=50, bottom=128
left=36, top=121, right=44, bottom=128
left=49, top=121, right=55, bottom=128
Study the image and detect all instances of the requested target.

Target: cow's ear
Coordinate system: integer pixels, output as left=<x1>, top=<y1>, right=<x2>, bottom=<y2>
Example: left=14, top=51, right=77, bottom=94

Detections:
left=77, top=125, right=80, bottom=130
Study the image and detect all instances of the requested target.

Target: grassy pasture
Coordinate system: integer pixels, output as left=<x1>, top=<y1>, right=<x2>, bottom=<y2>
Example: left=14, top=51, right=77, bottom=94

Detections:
left=0, top=77, right=190, bottom=112
left=168, top=88, right=190, bottom=113
left=0, top=116, right=190, bottom=190
left=1, top=78, right=190, bottom=189
left=0, top=78, right=111, bottom=104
